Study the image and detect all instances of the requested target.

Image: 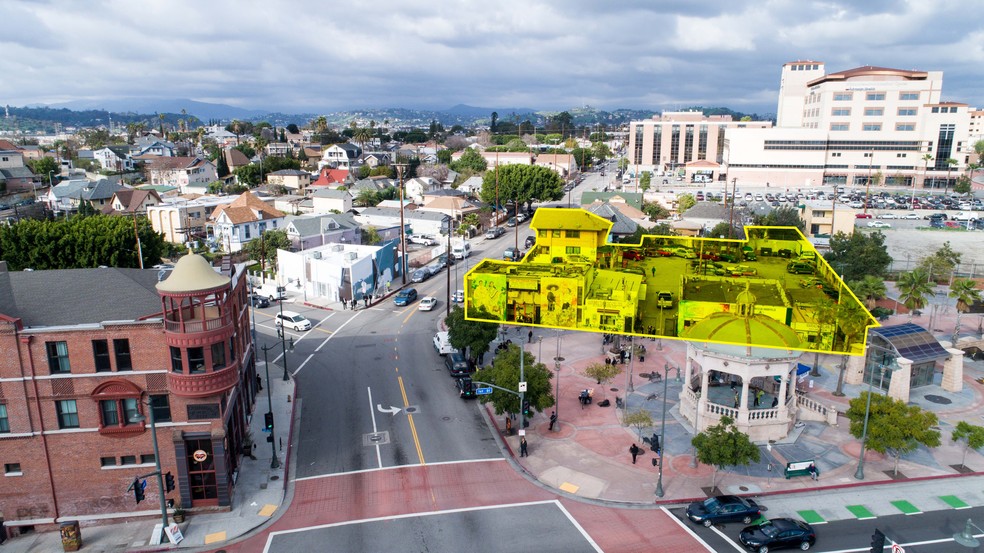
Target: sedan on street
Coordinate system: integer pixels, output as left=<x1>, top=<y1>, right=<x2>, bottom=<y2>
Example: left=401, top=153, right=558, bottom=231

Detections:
left=686, top=495, right=762, bottom=527
left=738, top=518, right=816, bottom=552
left=867, top=221, right=892, bottom=228
left=418, top=296, right=437, bottom=311
left=394, top=288, right=418, bottom=306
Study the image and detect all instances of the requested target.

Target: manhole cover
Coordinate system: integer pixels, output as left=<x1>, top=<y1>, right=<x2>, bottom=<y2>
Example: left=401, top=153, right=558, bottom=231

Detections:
left=738, top=485, right=749, bottom=492
left=924, top=394, right=952, bottom=404
left=270, top=475, right=279, bottom=481
left=442, top=416, right=451, bottom=421
left=405, top=406, right=418, bottom=413
left=363, top=431, right=390, bottom=446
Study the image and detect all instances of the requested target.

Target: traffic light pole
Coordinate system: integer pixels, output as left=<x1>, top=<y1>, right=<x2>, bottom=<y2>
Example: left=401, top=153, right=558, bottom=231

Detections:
left=260, top=343, right=281, bottom=469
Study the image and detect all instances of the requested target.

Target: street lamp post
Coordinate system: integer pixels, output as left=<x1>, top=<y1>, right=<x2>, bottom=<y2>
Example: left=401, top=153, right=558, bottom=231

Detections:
left=553, top=330, right=564, bottom=429
left=259, top=343, right=281, bottom=469
left=130, top=404, right=169, bottom=536
left=277, top=299, right=292, bottom=381
left=655, top=362, right=671, bottom=497
left=394, top=163, right=409, bottom=285
left=854, top=365, right=889, bottom=480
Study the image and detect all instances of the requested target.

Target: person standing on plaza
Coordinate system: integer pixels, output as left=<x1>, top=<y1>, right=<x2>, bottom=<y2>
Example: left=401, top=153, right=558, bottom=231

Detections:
left=549, top=411, right=557, bottom=431
left=734, top=390, right=740, bottom=409
left=520, top=436, right=528, bottom=457
left=505, top=416, right=512, bottom=436
left=528, top=330, right=533, bottom=343
left=630, top=443, right=641, bottom=464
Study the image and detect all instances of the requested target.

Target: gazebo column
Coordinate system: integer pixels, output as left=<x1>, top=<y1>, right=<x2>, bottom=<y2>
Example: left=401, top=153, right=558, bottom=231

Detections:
left=684, top=357, right=693, bottom=386
left=778, top=370, right=789, bottom=404
left=738, top=379, right=750, bottom=424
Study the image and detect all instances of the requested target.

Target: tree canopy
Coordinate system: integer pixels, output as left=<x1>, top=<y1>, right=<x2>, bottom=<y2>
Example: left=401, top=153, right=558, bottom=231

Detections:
left=473, top=343, right=554, bottom=416
left=241, top=229, right=291, bottom=266
left=846, top=391, right=940, bottom=475
left=449, top=148, right=487, bottom=173
left=479, top=164, right=564, bottom=210
left=445, top=305, right=499, bottom=363
left=691, top=416, right=760, bottom=486
left=752, top=206, right=805, bottom=232
left=918, top=241, right=961, bottom=282
left=824, top=230, right=892, bottom=281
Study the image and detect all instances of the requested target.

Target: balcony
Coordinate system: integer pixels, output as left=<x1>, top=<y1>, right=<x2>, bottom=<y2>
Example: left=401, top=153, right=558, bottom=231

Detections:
left=168, top=363, right=240, bottom=398
left=164, top=305, right=232, bottom=335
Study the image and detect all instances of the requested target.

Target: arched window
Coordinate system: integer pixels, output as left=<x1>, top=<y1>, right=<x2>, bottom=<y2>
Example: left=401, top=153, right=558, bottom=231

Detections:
left=91, top=380, right=144, bottom=435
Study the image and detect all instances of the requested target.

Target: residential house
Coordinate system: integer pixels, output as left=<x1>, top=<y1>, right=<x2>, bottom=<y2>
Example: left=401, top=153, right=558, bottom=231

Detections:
left=102, top=189, right=163, bottom=215
left=534, top=153, right=577, bottom=179
left=264, top=142, right=291, bottom=157
left=404, top=177, right=442, bottom=203
left=457, top=175, right=484, bottom=197
left=282, top=212, right=361, bottom=250
left=583, top=202, right=639, bottom=241
left=580, top=192, right=644, bottom=211
left=62, top=179, right=126, bottom=212
left=0, top=149, right=36, bottom=193
left=208, top=191, right=286, bottom=252
left=320, top=143, right=362, bottom=169
left=224, top=147, right=251, bottom=174
left=311, top=188, right=353, bottom=213
left=0, top=255, right=259, bottom=531
left=450, top=150, right=534, bottom=169
left=311, top=167, right=352, bottom=188
left=676, top=202, right=729, bottom=236
left=148, top=157, right=217, bottom=194
left=798, top=200, right=857, bottom=241
left=363, top=153, right=390, bottom=169
left=92, top=145, right=135, bottom=171
left=147, top=195, right=237, bottom=244
left=354, top=206, right=448, bottom=238
left=278, top=241, right=399, bottom=305
left=267, top=169, right=311, bottom=192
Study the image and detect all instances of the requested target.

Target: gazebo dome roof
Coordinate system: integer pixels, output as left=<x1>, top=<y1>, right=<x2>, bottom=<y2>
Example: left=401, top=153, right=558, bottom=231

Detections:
left=155, top=254, right=230, bottom=294
left=684, top=312, right=802, bottom=359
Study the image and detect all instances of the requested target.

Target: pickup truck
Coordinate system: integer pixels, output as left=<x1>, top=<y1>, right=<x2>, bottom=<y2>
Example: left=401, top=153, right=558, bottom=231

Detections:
left=433, top=331, right=459, bottom=356
left=407, top=235, right=437, bottom=246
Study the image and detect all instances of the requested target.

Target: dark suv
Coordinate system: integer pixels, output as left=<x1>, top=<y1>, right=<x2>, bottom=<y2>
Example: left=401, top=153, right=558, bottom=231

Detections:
left=525, top=235, right=536, bottom=249
left=445, top=352, right=474, bottom=378
left=786, top=261, right=816, bottom=275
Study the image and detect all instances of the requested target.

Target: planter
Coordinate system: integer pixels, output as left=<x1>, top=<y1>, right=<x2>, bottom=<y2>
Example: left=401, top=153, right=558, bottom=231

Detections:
left=173, top=512, right=185, bottom=523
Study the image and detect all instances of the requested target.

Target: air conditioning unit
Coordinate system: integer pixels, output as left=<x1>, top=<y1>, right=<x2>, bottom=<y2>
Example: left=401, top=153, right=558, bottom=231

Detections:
left=330, top=244, right=344, bottom=252
left=345, top=252, right=358, bottom=261
left=312, top=251, right=322, bottom=259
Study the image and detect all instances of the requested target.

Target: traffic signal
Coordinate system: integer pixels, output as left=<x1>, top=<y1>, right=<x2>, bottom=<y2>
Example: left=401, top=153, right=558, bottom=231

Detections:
left=522, top=400, right=531, bottom=417
left=165, top=472, right=175, bottom=493
left=264, top=412, right=274, bottom=431
left=133, top=478, right=145, bottom=504
left=870, top=529, right=885, bottom=552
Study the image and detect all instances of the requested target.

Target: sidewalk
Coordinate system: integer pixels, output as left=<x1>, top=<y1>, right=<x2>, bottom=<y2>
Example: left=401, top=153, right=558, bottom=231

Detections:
left=1, top=362, right=297, bottom=553
left=495, top=309, right=984, bottom=519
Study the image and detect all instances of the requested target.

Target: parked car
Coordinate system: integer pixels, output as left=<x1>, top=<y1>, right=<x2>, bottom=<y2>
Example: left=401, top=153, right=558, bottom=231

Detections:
left=656, top=291, right=673, bottom=308
left=786, top=261, right=815, bottom=275
left=686, top=495, right=761, bottom=527
left=394, top=288, right=418, bottom=306
left=504, top=247, right=522, bottom=261
left=455, top=376, right=477, bottom=399
left=953, top=211, right=977, bottom=221
left=411, top=269, right=431, bottom=283
left=672, top=247, right=697, bottom=259
left=525, top=235, right=536, bottom=249
left=506, top=217, right=517, bottom=227
left=275, top=310, right=312, bottom=332
left=444, top=351, right=475, bottom=378
left=407, top=234, right=437, bottom=246
left=900, top=212, right=921, bottom=220
left=622, top=250, right=645, bottom=261
left=418, top=296, right=437, bottom=311
left=485, top=226, right=506, bottom=239
left=867, top=221, right=892, bottom=228
left=738, top=518, right=816, bottom=552
left=248, top=294, right=270, bottom=308
left=855, top=213, right=872, bottom=219
left=452, top=289, right=465, bottom=303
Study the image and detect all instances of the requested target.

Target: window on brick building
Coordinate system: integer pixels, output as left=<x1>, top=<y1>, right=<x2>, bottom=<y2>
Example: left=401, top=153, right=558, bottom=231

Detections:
left=170, top=347, right=183, bottom=373
left=150, top=395, right=172, bottom=423
left=100, top=456, right=117, bottom=467
left=114, top=339, right=132, bottom=371
left=0, top=403, right=8, bottom=432
left=211, top=342, right=226, bottom=370
left=46, top=341, right=71, bottom=374
left=93, top=340, right=111, bottom=372
left=189, top=347, right=205, bottom=374
left=99, top=398, right=139, bottom=428
left=4, top=463, right=22, bottom=475
left=56, top=400, right=79, bottom=429
left=141, top=454, right=156, bottom=464
left=120, top=455, right=137, bottom=465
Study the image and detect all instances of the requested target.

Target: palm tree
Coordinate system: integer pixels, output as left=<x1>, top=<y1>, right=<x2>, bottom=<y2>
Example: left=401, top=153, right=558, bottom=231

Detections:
left=311, top=116, right=328, bottom=135
left=896, top=269, right=933, bottom=320
left=231, top=119, right=243, bottom=145
left=849, top=275, right=888, bottom=310
left=355, top=188, right=379, bottom=208
left=949, top=278, right=982, bottom=342
left=810, top=296, right=839, bottom=377
left=833, top=302, right=874, bottom=395
left=353, top=126, right=373, bottom=162
left=918, top=153, right=934, bottom=197
left=944, top=157, right=958, bottom=194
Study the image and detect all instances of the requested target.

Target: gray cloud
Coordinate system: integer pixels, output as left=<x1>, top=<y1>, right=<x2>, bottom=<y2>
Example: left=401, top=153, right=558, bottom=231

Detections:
left=0, top=0, right=980, bottom=115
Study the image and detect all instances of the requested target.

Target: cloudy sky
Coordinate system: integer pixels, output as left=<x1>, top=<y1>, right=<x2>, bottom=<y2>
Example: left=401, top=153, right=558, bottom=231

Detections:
left=2, top=0, right=983, bottom=115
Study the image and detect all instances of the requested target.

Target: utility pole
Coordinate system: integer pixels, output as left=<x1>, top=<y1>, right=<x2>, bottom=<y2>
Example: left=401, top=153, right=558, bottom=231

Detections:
left=394, top=162, right=409, bottom=285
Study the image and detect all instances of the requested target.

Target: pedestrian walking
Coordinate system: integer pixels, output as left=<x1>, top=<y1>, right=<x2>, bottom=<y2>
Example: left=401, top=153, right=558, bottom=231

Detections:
left=364, top=296, right=369, bottom=308
left=630, top=443, right=640, bottom=464
left=505, top=416, right=512, bottom=436
left=255, top=374, right=262, bottom=391
left=519, top=436, right=528, bottom=457
left=771, top=396, right=779, bottom=408
left=549, top=411, right=557, bottom=431
left=755, top=389, right=764, bottom=407
left=650, top=432, right=660, bottom=454
left=341, top=298, right=347, bottom=310
left=650, top=267, right=656, bottom=277
left=528, top=330, right=533, bottom=343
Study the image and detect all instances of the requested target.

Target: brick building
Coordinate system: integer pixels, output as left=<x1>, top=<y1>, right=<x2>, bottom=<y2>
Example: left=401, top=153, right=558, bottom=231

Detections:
left=0, top=254, right=257, bottom=535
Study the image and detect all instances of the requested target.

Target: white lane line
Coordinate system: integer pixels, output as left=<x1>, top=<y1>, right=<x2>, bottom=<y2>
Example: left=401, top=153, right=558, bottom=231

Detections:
left=263, top=499, right=559, bottom=547
left=661, top=506, right=718, bottom=552
left=291, top=353, right=314, bottom=376
left=293, top=458, right=505, bottom=482
left=315, top=309, right=362, bottom=352
left=555, top=500, right=604, bottom=552
left=819, top=533, right=984, bottom=553
left=709, top=520, right=747, bottom=552
left=367, top=386, right=382, bottom=469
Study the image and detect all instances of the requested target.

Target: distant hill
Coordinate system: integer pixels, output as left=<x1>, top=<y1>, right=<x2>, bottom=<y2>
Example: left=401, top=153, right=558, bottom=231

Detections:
left=40, top=98, right=266, bottom=122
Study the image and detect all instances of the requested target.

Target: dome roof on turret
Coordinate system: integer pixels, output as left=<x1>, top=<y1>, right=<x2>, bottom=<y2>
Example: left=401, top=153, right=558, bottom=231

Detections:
left=155, top=254, right=230, bottom=294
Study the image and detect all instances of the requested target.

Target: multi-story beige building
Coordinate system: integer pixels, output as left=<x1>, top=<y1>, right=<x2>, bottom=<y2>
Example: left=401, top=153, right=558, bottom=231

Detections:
left=725, top=62, right=976, bottom=189
left=147, top=196, right=236, bottom=244
left=627, top=111, right=772, bottom=182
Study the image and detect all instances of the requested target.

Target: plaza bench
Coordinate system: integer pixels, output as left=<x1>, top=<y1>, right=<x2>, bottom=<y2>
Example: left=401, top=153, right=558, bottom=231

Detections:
left=784, top=460, right=818, bottom=479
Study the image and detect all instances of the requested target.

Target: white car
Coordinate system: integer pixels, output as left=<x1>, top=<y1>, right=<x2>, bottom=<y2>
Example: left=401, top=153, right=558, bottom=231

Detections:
left=275, top=310, right=312, bottom=331
left=418, top=296, right=437, bottom=311
left=878, top=213, right=897, bottom=219
left=867, top=221, right=892, bottom=229
left=900, top=212, right=921, bottom=220
left=953, top=212, right=977, bottom=221
left=452, top=289, right=465, bottom=303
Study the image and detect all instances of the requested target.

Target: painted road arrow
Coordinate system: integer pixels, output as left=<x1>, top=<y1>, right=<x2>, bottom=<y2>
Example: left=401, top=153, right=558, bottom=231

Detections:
left=376, top=404, right=402, bottom=415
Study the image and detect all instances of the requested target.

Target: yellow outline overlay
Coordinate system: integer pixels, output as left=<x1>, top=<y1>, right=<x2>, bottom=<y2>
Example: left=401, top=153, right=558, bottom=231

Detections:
left=464, top=208, right=877, bottom=355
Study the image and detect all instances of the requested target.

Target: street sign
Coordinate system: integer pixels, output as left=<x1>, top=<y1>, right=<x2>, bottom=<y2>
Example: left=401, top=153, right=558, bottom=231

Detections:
left=892, top=544, right=905, bottom=553
left=475, top=387, right=493, bottom=395
left=518, top=381, right=527, bottom=392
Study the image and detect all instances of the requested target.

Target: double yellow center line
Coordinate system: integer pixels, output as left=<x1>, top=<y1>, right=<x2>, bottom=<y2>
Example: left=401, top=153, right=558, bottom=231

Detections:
left=396, top=306, right=425, bottom=465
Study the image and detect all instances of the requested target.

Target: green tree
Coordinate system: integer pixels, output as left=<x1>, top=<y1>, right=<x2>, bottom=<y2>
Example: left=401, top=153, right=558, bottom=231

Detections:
left=918, top=241, right=961, bottom=282
left=824, top=230, right=892, bottom=281
left=896, top=269, right=933, bottom=320
left=355, top=188, right=379, bottom=208
left=848, top=275, right=888, bottom=310
left=449, top=148, right=488, bottom=173
left=617, top=158, right=629, bottom=172
left=27, top=156, right=59, bottom=179
left=641, top=201, right=670, bottom=222
left=479, top=164, right=564, bottom=212
left=234, top=164, right=261, bottom=187
left=753, top=206, right=806, bottom=232
left=233, top=143, right=256, bottom=160
left=623, top=409, right=653, bottom=441
left=691, top=416, right=760, bottom=487
left=363, top=226, right=381, bottom=245
left=444, top=305, right=499, bottom=363
left=591, top=142, right=611, bottom=163
left=473, top=343, right=554, bottom=416
left=241, top=229, right=290, bottom=266
left=436, top=149, right=452, bottom=164
left=952, top=421, right=984, bottom=468
left=846, top=392, right=940, bottom=476
left=949, top=278, right=982, bottom=340
left=639, top=172, right=652, bottom=193
left=583, top=362, right=620, bottom=386
left=833, top=302, right=876, bottom=395
left=570, top=147, right=591, bottom=170
left=944, top=157, right=958, bottom=193
left=676, top=193, right=696, bottom=214
left=216, top=154, right=230, bottom=178
left=954, top=175, right=973, bottom=195
left=921, top=153, right=934, bottom=189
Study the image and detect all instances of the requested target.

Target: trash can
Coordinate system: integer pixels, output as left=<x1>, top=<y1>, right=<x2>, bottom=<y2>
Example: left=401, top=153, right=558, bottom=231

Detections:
left=60, top=520, right=82, bottom=552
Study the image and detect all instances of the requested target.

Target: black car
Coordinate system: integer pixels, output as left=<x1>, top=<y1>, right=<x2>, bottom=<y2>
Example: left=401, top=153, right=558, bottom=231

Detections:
left=786, top=261, right=815, bottom=275
left=444, top=351, right=474, bottom=378
left=248, top=294, right=270, bottom=308
left=686, top=495, right=761, bottom=527
left=525, top=235, right=536, bottom=249
left=455, top=376, right=477, bottom=399
left=739, top=518, right=816, bottom=552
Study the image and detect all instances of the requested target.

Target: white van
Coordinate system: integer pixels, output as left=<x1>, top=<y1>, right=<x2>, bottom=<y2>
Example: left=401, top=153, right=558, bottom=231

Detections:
left=451, top=242, right=472, bottom=259
left=275, top=310, right=312, bottom=331
left=256, top=282, right=287, bottom=301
